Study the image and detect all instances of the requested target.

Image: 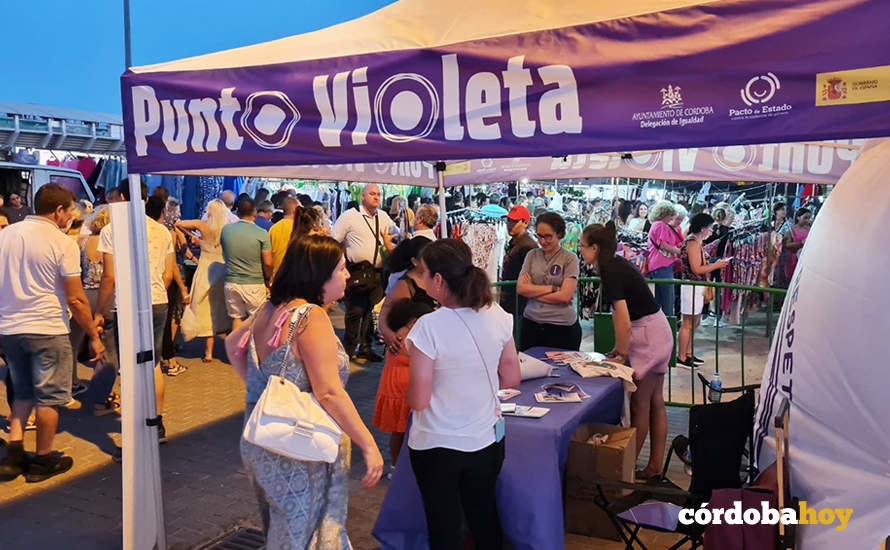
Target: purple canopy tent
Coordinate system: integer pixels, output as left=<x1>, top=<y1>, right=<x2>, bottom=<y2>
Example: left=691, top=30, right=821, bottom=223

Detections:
left=117, top=0, right=890, bottom=547
left=164, top=140, right=865, bottom=188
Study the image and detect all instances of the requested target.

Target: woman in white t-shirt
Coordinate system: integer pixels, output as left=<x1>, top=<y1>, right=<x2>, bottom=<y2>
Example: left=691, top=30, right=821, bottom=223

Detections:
left=406, top=239, right=521, bottom=550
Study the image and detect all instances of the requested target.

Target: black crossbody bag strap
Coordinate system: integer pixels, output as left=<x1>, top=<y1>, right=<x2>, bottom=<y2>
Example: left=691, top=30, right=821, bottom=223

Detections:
left=358, top=206, right=381, bottom=268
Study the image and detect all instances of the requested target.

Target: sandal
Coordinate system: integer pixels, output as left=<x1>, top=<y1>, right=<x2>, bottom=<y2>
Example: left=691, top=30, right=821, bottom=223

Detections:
left=635, top=469, right=661, bottom=483
left=94, top=397, right=121, bottom=417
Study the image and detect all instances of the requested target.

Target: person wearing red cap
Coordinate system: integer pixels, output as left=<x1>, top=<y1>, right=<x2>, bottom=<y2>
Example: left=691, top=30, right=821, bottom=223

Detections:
left=499, top=206, right=538, bottom=317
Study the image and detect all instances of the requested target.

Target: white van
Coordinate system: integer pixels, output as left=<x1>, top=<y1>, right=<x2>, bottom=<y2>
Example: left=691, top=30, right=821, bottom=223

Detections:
left=0, top=162, right=96, bottom=210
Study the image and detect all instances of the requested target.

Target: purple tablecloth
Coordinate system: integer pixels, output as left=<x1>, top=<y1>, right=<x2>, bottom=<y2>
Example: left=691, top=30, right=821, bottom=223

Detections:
left=372, top=347, right=624, bottom=550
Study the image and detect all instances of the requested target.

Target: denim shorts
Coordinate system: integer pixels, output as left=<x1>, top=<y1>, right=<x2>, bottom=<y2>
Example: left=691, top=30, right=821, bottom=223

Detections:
left=152, top=304, right=168, bottom=364
left=112, top=303, right=168, bottom=367
left=0, top=334, right=74, bottom=407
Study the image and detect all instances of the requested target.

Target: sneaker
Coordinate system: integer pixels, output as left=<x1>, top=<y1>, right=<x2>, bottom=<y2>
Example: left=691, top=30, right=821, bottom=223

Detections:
left=162, top=361, right=188, bottom=377
left=676, top=357, right=697, bottom=369
left=158, top=418, right=168, bottom=444
left=0, top=443, right=27, bottom=480
left=692, top=355, right=706, bottom=365
left=111, top=446, right=122, bottom=463
left=63, top=398, right=82, bottom=411
left=357, top=349, right=384, bottom=363
left=71, top=382, right=89, bottom=397
left=24, top=452, right=74, bottom=483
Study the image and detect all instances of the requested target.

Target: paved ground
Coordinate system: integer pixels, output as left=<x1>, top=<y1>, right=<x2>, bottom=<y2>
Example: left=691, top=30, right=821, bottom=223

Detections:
left=0, top=306, right=771, bottom=549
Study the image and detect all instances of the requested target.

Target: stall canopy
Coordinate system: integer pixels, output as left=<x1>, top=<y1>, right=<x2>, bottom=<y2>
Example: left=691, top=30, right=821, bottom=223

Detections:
left=163, top=140, right=864, bottom=187
left=121, top=0, right=890, bottom=175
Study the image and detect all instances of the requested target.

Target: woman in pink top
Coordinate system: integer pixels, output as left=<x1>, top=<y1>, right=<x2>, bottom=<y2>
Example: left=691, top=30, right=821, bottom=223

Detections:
left=647, top=201, right=683, bottom=316
left=783, top=208, right=812, bottom=281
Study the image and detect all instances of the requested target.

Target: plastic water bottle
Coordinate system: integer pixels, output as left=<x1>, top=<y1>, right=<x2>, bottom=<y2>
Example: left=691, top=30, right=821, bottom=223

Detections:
left=708, top=372, right=723, bottom=403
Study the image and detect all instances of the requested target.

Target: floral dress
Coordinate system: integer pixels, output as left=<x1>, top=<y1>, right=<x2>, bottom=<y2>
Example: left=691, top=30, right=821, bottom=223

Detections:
left=241, top=304, right=353, bottom=550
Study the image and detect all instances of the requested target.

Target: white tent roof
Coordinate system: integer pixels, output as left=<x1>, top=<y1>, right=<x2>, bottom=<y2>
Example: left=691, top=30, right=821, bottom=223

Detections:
left=132, top=0, right=721, bottom=73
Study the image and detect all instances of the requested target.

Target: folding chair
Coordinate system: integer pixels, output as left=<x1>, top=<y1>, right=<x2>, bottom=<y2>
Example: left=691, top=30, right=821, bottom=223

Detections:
left=696, top=372, right=760, bottom=406
left=589, top=390, right=757, bottom=550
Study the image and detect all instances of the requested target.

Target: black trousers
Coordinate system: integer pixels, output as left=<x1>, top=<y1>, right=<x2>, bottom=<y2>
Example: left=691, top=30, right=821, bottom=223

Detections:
left=5, top=369, right=13, bottom=409
left=410, top=440, right=505, bottom=550
left=520, top=318, right=582, bottom=352
left=341, top=282, right=384, bottom=356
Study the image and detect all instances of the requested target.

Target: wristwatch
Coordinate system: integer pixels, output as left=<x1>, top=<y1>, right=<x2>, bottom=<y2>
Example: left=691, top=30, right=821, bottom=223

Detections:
left=551, top=284, right=558, bottom=294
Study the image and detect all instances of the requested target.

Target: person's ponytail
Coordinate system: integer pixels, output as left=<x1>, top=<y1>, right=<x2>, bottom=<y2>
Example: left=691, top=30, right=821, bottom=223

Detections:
left=289, top=206, right=320, bottom=244
left=421, top=239, right=493, bottom=310
left=462, top=265, right=494, bottom=310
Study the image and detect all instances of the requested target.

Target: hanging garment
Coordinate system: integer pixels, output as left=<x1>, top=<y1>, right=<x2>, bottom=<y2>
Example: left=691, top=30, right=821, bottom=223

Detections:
left=75, top=157, right=98, bottom=181
left=198, top=176, right=226, bottom=219
left=462, top=223, right=498, bottom=275
left=161, top=175, right=185, bottom=203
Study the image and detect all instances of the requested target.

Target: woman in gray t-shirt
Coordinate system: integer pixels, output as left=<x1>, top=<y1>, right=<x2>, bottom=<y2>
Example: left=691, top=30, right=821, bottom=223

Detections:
left=517, top=212, right=581, bottom=351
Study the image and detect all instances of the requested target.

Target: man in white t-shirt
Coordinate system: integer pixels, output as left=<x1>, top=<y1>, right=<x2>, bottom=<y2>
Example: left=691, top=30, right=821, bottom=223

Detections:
left=0, top=184, right=105, bottom=482
left=95, top=184, right=175, bottom=444
left=332, top=184, right=397, bottom=362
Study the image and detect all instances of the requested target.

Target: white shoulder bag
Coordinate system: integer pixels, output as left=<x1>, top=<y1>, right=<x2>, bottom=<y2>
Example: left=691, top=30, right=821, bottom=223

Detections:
left=242, top=305, right=343, bottom=463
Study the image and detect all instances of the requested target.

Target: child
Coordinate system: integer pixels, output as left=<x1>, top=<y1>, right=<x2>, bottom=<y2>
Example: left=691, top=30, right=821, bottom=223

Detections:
left=372, top=298, right=434, bottom=472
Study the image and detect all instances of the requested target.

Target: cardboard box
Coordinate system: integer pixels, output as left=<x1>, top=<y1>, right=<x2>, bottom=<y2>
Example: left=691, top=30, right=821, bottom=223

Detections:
left=564, top=423, right=636, bottom=540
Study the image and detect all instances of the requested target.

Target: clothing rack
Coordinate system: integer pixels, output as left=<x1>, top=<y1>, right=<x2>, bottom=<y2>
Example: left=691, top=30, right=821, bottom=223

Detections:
left=449, top=209, right=504, bottom=224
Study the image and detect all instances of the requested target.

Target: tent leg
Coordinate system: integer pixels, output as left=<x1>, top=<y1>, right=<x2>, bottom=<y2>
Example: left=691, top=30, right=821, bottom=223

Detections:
left=436, top=164, right=447, bottom=238
left=114, top=174, right=167, bottom=550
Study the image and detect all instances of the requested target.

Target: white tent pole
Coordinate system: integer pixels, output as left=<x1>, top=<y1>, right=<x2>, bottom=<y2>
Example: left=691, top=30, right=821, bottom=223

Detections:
left=436, top=163, right=447, bottom=238
left=114, top=174, right=167, bottom=550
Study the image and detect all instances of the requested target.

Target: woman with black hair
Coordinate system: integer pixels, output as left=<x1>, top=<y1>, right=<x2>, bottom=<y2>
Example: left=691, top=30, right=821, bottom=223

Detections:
left=406, top=239, right=520, bottom=550
left=676, top=214, right=730, bottom=368
left=627, top=202, right=650, bottom=233
left=379, top=236, right=435, bottom=355
left=517, top=212, right=581, bottom=351
left=226, top=235, right=383, bottom=548
left=614, top=199, right=633, bottom=228
left=287, top=204, right=326, bottom=245
left=580, top=222, right=672, bottom=481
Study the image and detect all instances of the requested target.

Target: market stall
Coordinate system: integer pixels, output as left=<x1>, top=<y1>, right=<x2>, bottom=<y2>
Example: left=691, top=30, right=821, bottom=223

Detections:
left=119, top=0, right=890, bottom=548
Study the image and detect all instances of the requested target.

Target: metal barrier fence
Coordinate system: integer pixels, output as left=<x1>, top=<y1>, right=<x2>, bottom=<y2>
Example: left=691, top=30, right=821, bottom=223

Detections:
left=492, top=278, right=787, bottom=407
